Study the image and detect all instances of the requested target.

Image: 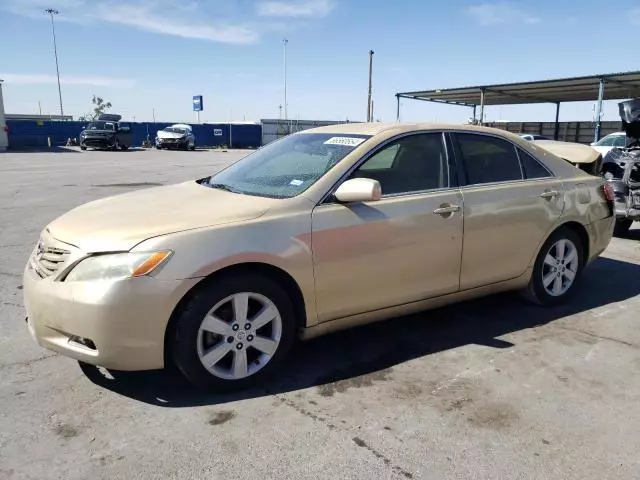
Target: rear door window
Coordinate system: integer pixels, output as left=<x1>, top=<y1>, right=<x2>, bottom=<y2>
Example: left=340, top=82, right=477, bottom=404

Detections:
left=454, top=133, right=523, bottom=185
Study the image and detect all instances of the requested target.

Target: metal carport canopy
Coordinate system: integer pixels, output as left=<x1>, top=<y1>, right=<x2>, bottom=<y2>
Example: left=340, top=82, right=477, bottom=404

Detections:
left=395, top=71, right=640, bottom=140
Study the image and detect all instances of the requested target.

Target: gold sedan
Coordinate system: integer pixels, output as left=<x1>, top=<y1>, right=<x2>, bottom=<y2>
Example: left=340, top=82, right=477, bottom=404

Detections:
left=24, top=123, right=615, bottom=390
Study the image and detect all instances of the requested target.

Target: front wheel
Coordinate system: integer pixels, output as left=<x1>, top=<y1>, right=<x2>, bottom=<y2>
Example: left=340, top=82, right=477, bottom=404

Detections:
left=613, top=218, right=632, bottom=237
left=80, top=145, right=87, bottom=151
left=170, top=274, right=296, bottom=391
left=524, top=227, right=584, bottom=306
left=120, top=145, right=129, bottom=151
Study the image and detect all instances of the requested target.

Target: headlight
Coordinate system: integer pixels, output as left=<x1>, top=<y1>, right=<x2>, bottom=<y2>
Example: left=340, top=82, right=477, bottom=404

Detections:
left=65, top=251, right=172, bottom=282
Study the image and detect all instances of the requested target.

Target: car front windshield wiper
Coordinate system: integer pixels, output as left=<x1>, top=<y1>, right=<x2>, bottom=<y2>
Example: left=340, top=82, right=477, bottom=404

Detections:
left=208, top=182, right=243, bottom=194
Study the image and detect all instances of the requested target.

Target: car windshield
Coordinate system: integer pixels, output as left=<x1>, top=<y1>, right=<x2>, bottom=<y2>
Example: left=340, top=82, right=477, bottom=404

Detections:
left=86, top=122, right=115, bottom=131
left=204, top=133, right=371, bottom=198
left=164, top=127, right=187, bottom=134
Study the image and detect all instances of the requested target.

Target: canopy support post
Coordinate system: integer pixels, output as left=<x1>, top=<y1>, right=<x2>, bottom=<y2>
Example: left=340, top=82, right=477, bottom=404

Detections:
left=594, top=79, right=605, bottom=142
left=554, top=102, right=561, bottom=140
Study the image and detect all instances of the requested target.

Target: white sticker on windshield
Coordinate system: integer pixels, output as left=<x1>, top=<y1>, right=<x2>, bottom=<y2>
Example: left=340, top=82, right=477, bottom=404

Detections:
left=289, top=179, right=304, bottom=186
left=323, top=137, right=365, bottom=147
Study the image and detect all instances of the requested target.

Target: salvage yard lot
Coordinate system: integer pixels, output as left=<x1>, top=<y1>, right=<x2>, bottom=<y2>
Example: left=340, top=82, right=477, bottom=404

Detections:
left=1, top=148, right=639, bottom=480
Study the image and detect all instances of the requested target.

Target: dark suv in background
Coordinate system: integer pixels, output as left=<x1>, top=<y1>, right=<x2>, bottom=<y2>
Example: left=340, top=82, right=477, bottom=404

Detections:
left=80, top=114, right=132, bottom=151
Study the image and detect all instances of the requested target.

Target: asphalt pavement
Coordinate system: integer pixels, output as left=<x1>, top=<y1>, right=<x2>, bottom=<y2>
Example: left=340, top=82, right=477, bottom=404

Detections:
left=1, top=148, right=639, bottom=480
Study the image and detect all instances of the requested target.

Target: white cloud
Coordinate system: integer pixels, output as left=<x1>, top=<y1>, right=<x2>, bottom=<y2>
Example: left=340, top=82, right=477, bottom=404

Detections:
left=0, top=74, right=135, bottom=88
left=257, top=0, right=335, bottom=18
left=465, top=3, right=540, bottom=26
left=93, top=3, right=259, bottom=44
left=1, top=0, right=260, bottom=44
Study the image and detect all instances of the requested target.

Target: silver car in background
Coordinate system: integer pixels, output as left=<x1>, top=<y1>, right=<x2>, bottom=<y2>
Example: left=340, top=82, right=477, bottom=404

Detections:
left=156, top=124, right=195, bottom=150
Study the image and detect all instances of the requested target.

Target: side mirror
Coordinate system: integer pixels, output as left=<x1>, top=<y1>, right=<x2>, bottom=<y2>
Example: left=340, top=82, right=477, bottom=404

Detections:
left=334, top=178, right=382, bottom=203
left=590, top=142, right=596, bottom=146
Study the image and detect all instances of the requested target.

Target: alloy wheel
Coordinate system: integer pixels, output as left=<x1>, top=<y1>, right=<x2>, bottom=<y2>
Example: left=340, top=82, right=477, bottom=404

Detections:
left=541, top=238, right=579, bottom=297
left=196, top=292, right=282, bottom=380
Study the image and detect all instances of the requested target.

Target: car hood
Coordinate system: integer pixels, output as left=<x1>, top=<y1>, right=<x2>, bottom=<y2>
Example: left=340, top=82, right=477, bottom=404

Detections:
left=532, top=140, right=601, bottom=164
left=47, top=181, right=273, bottom=252
left=157, top=130, right=187, bottom=139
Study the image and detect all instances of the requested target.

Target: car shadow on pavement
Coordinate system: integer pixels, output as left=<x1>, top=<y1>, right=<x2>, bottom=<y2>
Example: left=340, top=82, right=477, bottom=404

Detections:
left=80, top=256, right=640, bottom=407
left=2, top=147, right=82, bottom=154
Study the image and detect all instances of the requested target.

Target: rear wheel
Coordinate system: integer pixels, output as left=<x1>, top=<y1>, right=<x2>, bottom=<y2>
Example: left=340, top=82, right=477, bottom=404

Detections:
left=170, top=274, right=296, bottom=391
left=613, top=218, right=632, bottom=237
left=524, top=227, right=584, bottom=306
left=80, top=145, right=87, bottom=151
left=120, top=145, right=129, bottom=151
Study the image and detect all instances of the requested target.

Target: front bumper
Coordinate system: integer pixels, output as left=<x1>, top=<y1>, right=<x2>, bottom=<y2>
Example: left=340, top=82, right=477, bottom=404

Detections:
left=156, top=138, right=187, bottom=149
left=23, top=262, right=199, bottom=371
left=81, top=137, right=116, bottom=149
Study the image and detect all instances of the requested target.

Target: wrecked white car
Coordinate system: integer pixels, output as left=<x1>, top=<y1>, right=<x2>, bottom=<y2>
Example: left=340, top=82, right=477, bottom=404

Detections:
left=155, top=124, right=195, bottom=150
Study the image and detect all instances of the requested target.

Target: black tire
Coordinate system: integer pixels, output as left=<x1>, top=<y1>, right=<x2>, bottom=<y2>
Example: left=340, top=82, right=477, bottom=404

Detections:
left=170, top=274, right=296, bottom=391
left=80, top=146, right=87, bottom=151
left=523, top=227, right=585, bottom=306
left=613, top=218, right=632, bottom=237
left=120, top=145, right=129, bottom=151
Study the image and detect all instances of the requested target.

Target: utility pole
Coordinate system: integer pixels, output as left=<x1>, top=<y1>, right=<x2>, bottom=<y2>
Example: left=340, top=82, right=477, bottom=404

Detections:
left=44, top=9, right=64, bottom=117
left=283, top=38, right=289, bottom=131
left=279, top=104, right=282, bottom=120
left=38, top=101, right=42, bottom=116
left=367, top=50, right=374, bottom=122
left=152, top=108, right=156, bottom=123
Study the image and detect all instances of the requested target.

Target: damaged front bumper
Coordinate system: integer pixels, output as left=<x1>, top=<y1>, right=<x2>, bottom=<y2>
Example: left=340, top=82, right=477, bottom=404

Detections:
left=81, top=137, right=117, bottom=149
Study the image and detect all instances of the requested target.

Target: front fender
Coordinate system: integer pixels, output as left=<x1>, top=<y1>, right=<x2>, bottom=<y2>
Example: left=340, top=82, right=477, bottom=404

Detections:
left=132, top=211, right=318, bottom=325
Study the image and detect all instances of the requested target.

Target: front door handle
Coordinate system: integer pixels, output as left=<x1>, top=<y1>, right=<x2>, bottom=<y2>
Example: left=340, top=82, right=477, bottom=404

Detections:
left=539, top=190, right=559, bottom=199
left=433, top=204, right=461, bottom=216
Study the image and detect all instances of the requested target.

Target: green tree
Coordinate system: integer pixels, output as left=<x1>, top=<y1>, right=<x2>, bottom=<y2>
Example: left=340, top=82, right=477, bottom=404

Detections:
left=78, top=95, right=112, bottom=121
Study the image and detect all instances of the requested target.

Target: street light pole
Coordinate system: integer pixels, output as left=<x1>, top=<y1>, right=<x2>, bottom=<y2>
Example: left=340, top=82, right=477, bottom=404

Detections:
left=44, top=8, right=64, bottom=117
left=367, top=50, right=374, bottom=122
left=283, top=38, right=288, bottom=124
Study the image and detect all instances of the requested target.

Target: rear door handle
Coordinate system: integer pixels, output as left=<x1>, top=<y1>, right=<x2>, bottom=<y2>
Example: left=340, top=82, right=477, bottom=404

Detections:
left=539, top=190, right=559, bottom=199
left=433, top=205, right=461, bottom=216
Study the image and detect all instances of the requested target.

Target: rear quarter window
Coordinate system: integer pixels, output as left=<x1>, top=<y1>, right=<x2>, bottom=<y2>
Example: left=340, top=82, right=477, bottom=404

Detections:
left=518, top=149, right=552, bottom=179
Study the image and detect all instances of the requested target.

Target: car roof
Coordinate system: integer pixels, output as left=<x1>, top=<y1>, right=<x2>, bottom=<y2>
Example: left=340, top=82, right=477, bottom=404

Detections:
left=298, top=122, right=519, bottom=137
left=603, top=132, right=625, bottom=136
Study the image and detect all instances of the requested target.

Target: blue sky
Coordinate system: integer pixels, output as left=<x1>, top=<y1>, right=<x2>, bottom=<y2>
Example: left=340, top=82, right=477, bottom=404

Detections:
left=1, top=0, right=640, bottom=124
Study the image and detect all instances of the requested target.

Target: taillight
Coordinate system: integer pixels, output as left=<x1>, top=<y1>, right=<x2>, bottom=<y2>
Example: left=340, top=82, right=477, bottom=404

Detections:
left=602, top=183, right=615, bottom=202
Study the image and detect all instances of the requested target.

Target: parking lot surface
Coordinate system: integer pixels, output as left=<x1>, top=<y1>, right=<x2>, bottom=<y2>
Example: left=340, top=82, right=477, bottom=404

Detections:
left=1, top=148, right=639, bottom=480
